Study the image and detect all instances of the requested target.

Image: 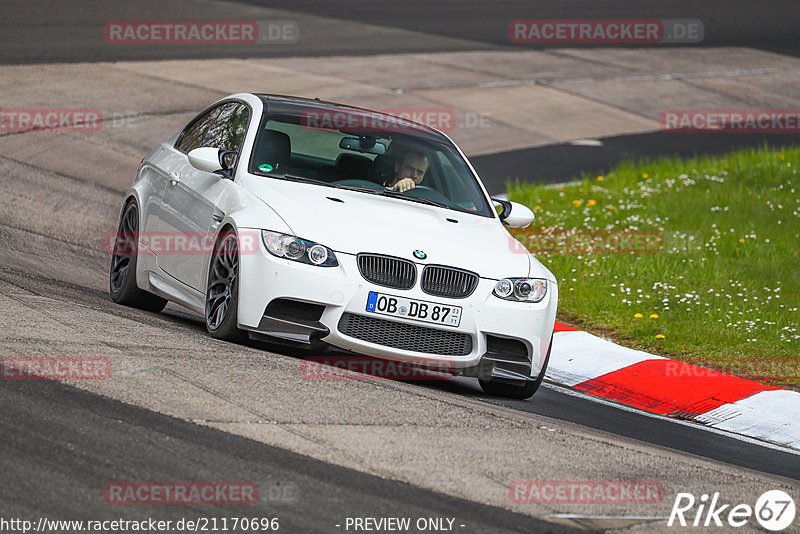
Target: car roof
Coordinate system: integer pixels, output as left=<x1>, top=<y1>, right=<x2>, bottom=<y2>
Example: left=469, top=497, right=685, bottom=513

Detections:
left=253, top=93, right=447, bottom=142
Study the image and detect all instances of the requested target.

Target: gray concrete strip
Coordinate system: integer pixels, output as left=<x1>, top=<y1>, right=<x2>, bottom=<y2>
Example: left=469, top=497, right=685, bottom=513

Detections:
left=257, top=54, right=507, bottom=92
left=110, top=59, right=389, bottom=100
left=686, top=70, right=800, bottom=108
left=551, top=47, right=800, bottom=76
left=414, top=84, right=658, bottom=143
left=0, top=133, right=145, bottom=192
left=401, top=50, right=639, bottom=81
left=2, top=47, right=799, bottom=160
left=0, top=62, right=223, bottom=111
left=547, top=78, right=752, bottom=120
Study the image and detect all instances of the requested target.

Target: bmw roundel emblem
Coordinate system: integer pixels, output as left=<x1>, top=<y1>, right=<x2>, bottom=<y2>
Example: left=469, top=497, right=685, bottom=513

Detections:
left=413, top=250, right=427, bottom=260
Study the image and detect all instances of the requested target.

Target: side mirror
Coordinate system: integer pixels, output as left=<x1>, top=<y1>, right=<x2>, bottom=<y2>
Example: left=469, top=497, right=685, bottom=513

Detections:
left=492, top=198, right=535, bottom=229
left=188, top=147, right=235, bottom=178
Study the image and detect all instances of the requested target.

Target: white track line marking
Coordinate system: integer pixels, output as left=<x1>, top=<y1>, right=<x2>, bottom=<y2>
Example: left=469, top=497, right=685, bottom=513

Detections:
left=546, top=514, right=668, bottom=520
left=541, top=382, right=800, bottom=456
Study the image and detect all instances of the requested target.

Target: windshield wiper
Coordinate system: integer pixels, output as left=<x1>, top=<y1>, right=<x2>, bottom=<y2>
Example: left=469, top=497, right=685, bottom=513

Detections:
left=332, top=184, right=383, bottom=193
left=266, top=174, right=450, bottom=209
left=280, top=174, right=336, bottom=187
left=376, top=189, right=449, bottom=208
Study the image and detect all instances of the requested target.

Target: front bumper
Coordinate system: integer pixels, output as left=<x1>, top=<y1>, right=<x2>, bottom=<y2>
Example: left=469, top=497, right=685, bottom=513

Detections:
left=237, top=237, right=558, bottom=379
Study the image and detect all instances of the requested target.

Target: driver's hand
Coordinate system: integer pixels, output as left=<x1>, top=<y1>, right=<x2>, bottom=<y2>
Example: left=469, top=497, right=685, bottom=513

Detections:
left=391, top=178, right=416, bottom=192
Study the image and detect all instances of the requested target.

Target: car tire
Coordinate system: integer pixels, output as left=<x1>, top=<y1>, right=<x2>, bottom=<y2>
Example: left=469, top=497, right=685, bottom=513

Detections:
left=205, top=230, right=247, bottom=343
left=479, top=334, right=552, bottom=400
left=109, top=201, right=168, bottom=313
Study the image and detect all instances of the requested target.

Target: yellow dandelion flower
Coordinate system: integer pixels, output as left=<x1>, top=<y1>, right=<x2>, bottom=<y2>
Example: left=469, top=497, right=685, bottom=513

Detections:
left=597, top=175, right=604, bottom=181
left=634, top=313, right=643, bottom=318
left=572, top=199, right=582, bottom=207
left=608, top=205, right=615, bottom=210
left=655, top=334, right=665, bottom=339
left=587, top=199, right=597, bottom=207
left=642, top=173, right=649, bottom=178
left=650, top=313, right=659, bottom=319
left=739, top=238, right=745, bottom=243
left=534, top=205, right=541, bottom=211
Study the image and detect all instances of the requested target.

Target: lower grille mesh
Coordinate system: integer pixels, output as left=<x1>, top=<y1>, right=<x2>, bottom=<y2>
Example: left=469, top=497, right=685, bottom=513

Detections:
left=337, top=313, right=473, bottom=356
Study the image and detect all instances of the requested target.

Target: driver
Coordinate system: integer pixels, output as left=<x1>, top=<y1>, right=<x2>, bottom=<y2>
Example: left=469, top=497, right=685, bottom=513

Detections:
left=385, top=148, right=429, bottom=192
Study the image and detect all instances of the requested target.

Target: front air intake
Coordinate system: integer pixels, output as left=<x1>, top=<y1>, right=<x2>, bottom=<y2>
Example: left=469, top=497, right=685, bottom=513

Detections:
left=421, top=265, right=479, bottom=298
left=357, top=253, right=416, bottom=290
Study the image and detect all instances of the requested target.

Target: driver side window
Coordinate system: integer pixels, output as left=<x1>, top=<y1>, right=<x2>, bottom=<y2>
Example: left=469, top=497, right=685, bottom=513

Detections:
left=176, top=102, right=251, bottom=170
left=204, top=103, right=250, bottom=153
left=176, top=105, right=224, bottom=154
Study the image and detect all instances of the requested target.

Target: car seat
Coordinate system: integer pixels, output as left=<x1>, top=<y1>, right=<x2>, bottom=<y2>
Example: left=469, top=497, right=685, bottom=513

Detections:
left=252, top=130, right=291, bottom=172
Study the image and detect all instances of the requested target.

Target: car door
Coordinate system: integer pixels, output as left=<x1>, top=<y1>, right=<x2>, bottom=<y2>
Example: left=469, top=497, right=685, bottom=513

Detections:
left=139, top=104, right=223, bottom=274
left=157, top=101, right=251, bottom=291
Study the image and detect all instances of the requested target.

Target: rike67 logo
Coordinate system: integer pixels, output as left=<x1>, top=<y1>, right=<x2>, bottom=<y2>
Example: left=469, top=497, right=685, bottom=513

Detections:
left=668, top=490, right=796, bottom=531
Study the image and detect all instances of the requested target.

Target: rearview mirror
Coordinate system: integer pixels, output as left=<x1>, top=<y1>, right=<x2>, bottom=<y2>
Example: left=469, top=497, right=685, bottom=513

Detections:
left=339, top=136, right=386, bottom=155
left=492, top=198, right=534, bottom=228
left=188, top=147, right=235, bottom=178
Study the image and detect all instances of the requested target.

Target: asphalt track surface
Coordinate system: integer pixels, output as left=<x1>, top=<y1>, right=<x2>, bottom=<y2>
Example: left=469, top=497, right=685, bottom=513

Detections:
left=0, top=375, right=572, bottom=533
left=2, top=0, right=798, bottom=64
left=472, top=132, right=800, bottom=193
left=450, top=380, right=800, bottom=481
left=2, top=1, right=800, bottom=532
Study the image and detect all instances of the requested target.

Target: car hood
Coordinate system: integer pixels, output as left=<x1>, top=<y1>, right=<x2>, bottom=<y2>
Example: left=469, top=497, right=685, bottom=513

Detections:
left=241, top=176, right=546, bottom=280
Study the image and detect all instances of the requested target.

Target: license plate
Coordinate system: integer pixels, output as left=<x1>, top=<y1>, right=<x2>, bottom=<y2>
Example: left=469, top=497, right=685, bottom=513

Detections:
left=366, top=291, right=461, bottom=327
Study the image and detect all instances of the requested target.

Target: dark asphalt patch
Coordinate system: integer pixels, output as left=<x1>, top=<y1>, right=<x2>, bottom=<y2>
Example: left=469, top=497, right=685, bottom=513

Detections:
left=0, top=369, right=576, bottom=532
left=470, top=131, right=800, bottom=194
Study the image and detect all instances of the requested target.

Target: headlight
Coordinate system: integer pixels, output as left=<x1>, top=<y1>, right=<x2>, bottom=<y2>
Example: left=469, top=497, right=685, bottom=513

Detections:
left=493, top=278, right=547, bottom=302
left=261, top=231, right=338, bottom=267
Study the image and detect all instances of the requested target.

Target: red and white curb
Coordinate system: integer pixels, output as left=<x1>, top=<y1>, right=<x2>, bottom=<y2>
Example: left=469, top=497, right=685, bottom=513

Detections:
left=546, top=322, right=800, bottom=450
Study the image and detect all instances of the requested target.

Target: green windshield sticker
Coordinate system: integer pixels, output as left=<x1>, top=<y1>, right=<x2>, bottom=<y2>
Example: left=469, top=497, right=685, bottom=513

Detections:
left=258, top=163, right=274, bottom=172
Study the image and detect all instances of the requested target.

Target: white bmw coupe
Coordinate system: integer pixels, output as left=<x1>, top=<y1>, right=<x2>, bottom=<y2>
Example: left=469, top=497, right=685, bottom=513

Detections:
left=109, top=93, right=558, bottom=399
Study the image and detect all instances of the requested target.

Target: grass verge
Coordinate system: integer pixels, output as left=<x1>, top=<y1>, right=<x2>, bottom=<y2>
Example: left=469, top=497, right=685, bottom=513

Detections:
left=507, top=145, right=800, bottom=389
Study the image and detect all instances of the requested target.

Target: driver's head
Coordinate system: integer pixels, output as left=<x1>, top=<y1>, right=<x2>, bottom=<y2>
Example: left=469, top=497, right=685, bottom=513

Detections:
left=393, top=148, right=429, bottom=185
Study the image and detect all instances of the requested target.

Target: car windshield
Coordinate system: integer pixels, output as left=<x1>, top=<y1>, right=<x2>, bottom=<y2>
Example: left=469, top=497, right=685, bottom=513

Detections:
left=248, top=110, right=494, bottom=217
